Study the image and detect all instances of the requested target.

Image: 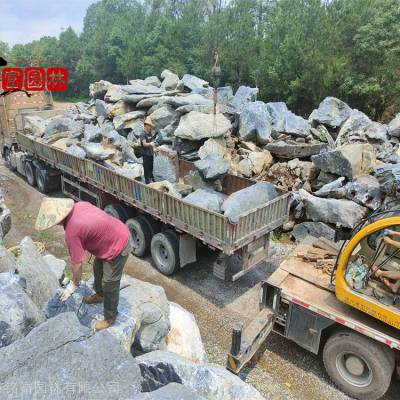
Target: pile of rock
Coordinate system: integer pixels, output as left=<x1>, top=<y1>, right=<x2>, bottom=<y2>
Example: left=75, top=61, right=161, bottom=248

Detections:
left=0, top=238, right=264, bottom=399
left=0, top=189, right=11, bottom=243
left=22, top=70, right=400, bottom=236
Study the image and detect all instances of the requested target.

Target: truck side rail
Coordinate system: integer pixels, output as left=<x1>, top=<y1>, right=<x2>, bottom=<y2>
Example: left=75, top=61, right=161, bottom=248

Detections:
left=16, top=132, right=290, bottom=254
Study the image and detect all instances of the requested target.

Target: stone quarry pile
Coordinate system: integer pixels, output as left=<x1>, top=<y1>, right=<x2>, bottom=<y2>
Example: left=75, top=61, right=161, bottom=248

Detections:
left=22, top=70, right=400, bottom=235
left=0, top=219, right=262, bottom=399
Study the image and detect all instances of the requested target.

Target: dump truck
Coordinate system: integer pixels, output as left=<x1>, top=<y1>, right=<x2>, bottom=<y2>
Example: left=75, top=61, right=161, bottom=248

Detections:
left=4, top=109, right=290, bottom=281
left=227, top=205, right=400, bottom=399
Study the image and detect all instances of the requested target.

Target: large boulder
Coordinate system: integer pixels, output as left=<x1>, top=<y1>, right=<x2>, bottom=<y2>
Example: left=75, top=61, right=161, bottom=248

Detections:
left=23, top=115, right=48, bottom=136
left=174, top=112, right=231, bottom=140
left=292, top=222, right=336, bottom=242
left=113, top=110, right=146, bottom=131
left=144, top=75, right=162, bottom=87
left=116, top=163, right=144, bottom=180
left=299, top=189, right=368, bottom=228
left=198, top=138, right=227, bottom=160
left=314, top=177, right=348, bottom=199
left=104, top=84, right=128, bottom=102
left=153, top=154, right=177, bottom=183
left=17, top=237, right=60, bottom=307
left=311, top=143, right=376, bottom=179
left=149, top=105, right=179, bottom=130
left=0, top=312, right=143, bottom=399
left=183, top=189, right=224, bottom=213
left=183, top=170, right=222, bottom=192
left=83, top=142, right=115, bottom=161
left=180, top=74, right=209, bottom=91
left=194, top=154, right=230, bottom=181
left=161, top=69, right=180, bottom=91
left=94, top=99, right=111, bottom=118
left=388, top=114, right=400, bottom=137
left=42, top=254, right=66, bottom=282
left=124, top=81, right=162, bottom=95
left=165, top=94, right=212, bottom=108
left=43, top=117, right=82, bottom=138
left=136, top=351, right=265, bottom=400
left=346, top=175, right=382, bottom=210
left=83, top=123, right=102, bottom=142
left=374, top=163, right=400, bottom=195
left=89, top=80, right=112, bottom=99
left=239, top=101, right=272, bottom=144
left=0, top=245, right=16, bottom=273
left=222, top=183, right=278, bottom=224
left=248, top=150, right=273, bottom=175
left=230, top=86, right=258, bottom=112
left=166, top=302, right=207, bottom=364
left=47, top=275, right=170, bottom=353
left=266, top=140, right=328, bottom=159
left=0, top=199, right=11, bottom=243
left=362, top=121, right=388, bottom=142
left=67, top=144, right=86, bottom=159
left=0, top=272, right=45, bottom=347
left=309, top=97, right=352, bottom=129
left=336, top=109, right=372, bottom=146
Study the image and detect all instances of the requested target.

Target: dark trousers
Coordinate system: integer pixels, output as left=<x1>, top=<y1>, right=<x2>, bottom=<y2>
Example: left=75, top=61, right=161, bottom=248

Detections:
left=143, top=155, right=154, bottom=184
left=93, top=240, right=132, bottom=319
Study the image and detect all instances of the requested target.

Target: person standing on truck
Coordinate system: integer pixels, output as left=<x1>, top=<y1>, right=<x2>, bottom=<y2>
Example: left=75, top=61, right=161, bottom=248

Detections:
left=35, top=197, right=132, bottom=331
left=140, top=116, right=156, bottom=184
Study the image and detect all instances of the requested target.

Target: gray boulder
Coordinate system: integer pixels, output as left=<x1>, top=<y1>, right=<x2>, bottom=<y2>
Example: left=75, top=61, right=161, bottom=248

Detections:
left=66, top=144, right=86, bottom=159
left=23, top=115, right=48, bottom=136
left=144, top=75, right=162, bottom=87
left=95, top=99, right=110, bottom=118
left=165, top=94, right=212, bottom=108
left=132, top=383, right=205, bottom=400
left=136, top=350, right=265, bottom=400
left=0, top=272, right=45, bottom=347
left=374, top=163, right=400, bottom=195
left=150, top=105, right=179, bottom=130
left=42, top=254, right=66, bottom=282
left=183, top=189, right=224, bottom=213
left=128, top=119, right=145, bottom=140
left=299, top=189, right=368, bottom=229
left=157, top=123, right=177, bottom=144
left=222, top=183, right=278, bottom=224
left=314, top=177, right=348, bottom=199
left=124, top=81, right=162, bottom=95
left=47, top=275, right=170, bottom=353
left=0, top=245, right=16, bottom=273
left=309, top=97, right=352, bottom=129
left=161, top=69, right=180, bottom=91
left=154, top=154, right=177, bottom=183
left=83, top=123, right=102, bottom=142
left=180, top=74, right=209, bottom=91
left=183, top=170, right=222, bottom=192
left=363, top=121, right=388, bottom=142
left=83, top=143, right=115, bottom=161
left=194, top=154, right=230, bottom=181
left=230, top=86, right=258, bottom=111
left=336, top=109, right=372, bottom=146
left=266, top=140, right=328, bottom=159
left=114, top=110, right=146, bottom=131
left=388, top=114, right=400, bottom=137
left=174, top=111, right=231, bottom=140
left=216, top=86, right=234, bottom=105
left=0, top=200, right=11, bottom=243
left=116, top=163, right=143, bottom=180
left=104, top=84, right=127, bottom=102
left=292, top=222, right=336, bottom=242
left=239, top=101, right=272, bottom=144
left=346, top=175, right=382, bottom=210
left=0, top=312, right=142, bottom=399
left=43, top=117, right=81, bottom=138
left=17, top=237, right=60, bottom=307
left=311, top=143, right=376, bottom=179
left=89, top=80, right=112, bottom=99
left=137, top=96, right=169, bottom=109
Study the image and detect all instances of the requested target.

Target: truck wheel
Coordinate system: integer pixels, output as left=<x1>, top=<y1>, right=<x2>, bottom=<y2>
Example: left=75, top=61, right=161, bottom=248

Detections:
left=126, top=216, right=151, bottom=257
left=104, top=204, right=129, bottom=222
left=138, top=214, right=160, bottom=237
left=25, top=161, right=36, bottom=187
left=323, top=330, right=395, bottom=400
left=35, top=168, right=50, bottom=193
left=151, top=230, right=180, bottom=276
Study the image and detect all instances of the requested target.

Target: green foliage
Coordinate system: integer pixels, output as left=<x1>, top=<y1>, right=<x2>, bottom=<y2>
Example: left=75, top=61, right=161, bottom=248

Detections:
left=4, top=0, right=400, bottom=116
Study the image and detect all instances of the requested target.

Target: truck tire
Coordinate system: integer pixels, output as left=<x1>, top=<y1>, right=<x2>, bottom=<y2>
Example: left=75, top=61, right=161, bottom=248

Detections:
left=35, top=168, right=50, bottom=193
left=138, top=214, right=160, bottom=237
left=126, top=216, right=151, bottom=257
left=104, top=204, right=130, bottom=222
left=151, top=230, right=180, bottom=276
left=323, top=330, right=395, bottom=400
left=25, top=161, right=36, bottom=187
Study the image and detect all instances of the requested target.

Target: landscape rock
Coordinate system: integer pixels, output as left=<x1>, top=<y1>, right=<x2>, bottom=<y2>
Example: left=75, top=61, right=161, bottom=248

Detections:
left=124, top=81, right=162, bottom=95
left=161, top=69, right=180, bottom=91
left=222, top=183, right=278, bottom=224
left=104, top=84, right=127, bottom=102
left=23, top=115, right=48, bottom=136
left=0, top=245, right=16, bottom=273
left=0, top=312, right=142, bottom=399
left=239, top=101, right=272, bottom=144
left=336, top=109, right=372, bottom=146
left=165, top=94, right=212, bottom=108
left=346, top=175, right=382, bottom=210
left=150, top=105, right=179, bottom=130
left=174, top=111, right=231, bottom=140
left=89, top=79, right=112, bottom=99
left=362, top=121, right=388, bottom=142
left=183, top=170, right=222, bottom=192
left=83, top=123, right=102, bottom=142
left=237, top=158, right=253, bottom=177
left=67, top=144, right=86, bottom=159
left=183, top=188, right=224, bottom=213
left=315, top=177, right=347, bottom=198
left=113, top=110, right=146, bottom=131
left=266, top=140, right=328, bottom=159
left=116, top=163, right=144, bottom=180
left=83, top=142, right=115, bottom=161
left=230, top=86, right=258, bottom=111
left=0, top=272, right=45, bottom=348
left=17, top=237, right=60, bottom=307
left=95, top=99, right=110, bottom=118
left=166, top=302, right=207, bottom=364
left=249, top=150, right=273, bottom=175
left=309, top=97, right=352, bottom=129
left=388, top=114, right=400, bottom=137
left=153, top=154, right=177, bottom=183
left=299, top=189, right=368, bottom=228
left=198, top=138, right=227, bottom=159
left=136, top=350, right=264, bottom=400
left=292, top=222, right=336, bottom=242
left=43, top=117, right=82, bottom=138
left=42, top=254, right=66, bottom=282
left=180, top=74, right=209, bottom=91
left=144, top=75, right=162, bottom=87
left=148, top=181, right=182, bottom=199
left=194, top=154, right=230, bottom=181
left=128, top=119, right=145, bottom=140
left=311, top=143, right=376, bottom=179
left=374, top=163, right=400, bottom=195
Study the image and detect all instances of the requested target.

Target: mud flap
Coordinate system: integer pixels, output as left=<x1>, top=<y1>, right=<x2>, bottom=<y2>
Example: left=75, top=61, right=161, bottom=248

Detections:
left=179, top=234, right=197, bottom=268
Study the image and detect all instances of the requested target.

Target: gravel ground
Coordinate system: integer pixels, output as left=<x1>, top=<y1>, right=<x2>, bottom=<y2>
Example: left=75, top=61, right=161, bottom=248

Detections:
left=1, top=161, right=399, bottom=400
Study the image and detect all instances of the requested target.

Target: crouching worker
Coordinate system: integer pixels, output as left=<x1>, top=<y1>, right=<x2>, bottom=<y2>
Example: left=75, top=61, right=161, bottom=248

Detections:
left=35, top=198, right=132, bottom=331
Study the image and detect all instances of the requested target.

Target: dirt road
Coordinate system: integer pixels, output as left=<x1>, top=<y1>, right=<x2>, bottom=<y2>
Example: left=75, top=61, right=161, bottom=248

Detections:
left=1, top=161, right=398, bottom=400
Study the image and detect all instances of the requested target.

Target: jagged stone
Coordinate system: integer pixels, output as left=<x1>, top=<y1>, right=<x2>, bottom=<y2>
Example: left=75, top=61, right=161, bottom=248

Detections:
left=346, top=175, right=382, bottom=210
left=43, top=117, right=82, bottom=138
left=161, top=69, right=180, bottom=91
left=309, top=97, right=352, bottom=129
left=292, top=222, right=336, bottom=242
left=299, top=189, right=368, bottom=228
left=104, top=84, right=127, bottom=102
left=124, top=81, right=162, bottom=95
left=154, top=154, right=177, bottom=183
left=136, top=351, right=264, bottom=400
left=336, top=109, right=371, bottom=146
left=180, top=74, right=209, bottom=91
left=83, top=123, right=102, bottom=142
left=183, top=170, right=222, bottom=192
left=287, top=158, right=319, bottom=182
left=113, top=110, right=146, bottom=131
left=374, top=163, right=400, bottom=195
left=116, top=163, right=144, bottom=180
left=0, top=245, right=16, bottom=273
left=239, top=101, right=272, bottom=144
left=198, top=138, right=227, bottom=159
left=230, top=86, right=258, bottom=112
left=311, top=143, right=376, bottom=179
left=314, top=177, right=347, bottom=198
left=42, top=254, right=66, bottom=282
left=23, top=115, right=48, bottom=136
left=165, top=94, right=212, bottom=108
left=150, top=105, right=179, bottom=130
left=266, top=140, right=328, bottom=159
left=83, top=142, right=115, bottom=161
left=222, top=183, right=278, bottom=224
left=66, top=144, right=86, bottom=159
left=388, top=114, right=400, bottom=137
left=183, top=189, right=224, bottom=213
left=194, top=154, right=230, bottom=181
left=89, top=80, right=112, bottom=99
left=0, top=200, right=11, bottom=243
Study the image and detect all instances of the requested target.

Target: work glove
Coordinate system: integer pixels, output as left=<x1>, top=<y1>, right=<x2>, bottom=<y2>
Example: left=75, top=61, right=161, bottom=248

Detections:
left=59, top=281, right=78, bottom=301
